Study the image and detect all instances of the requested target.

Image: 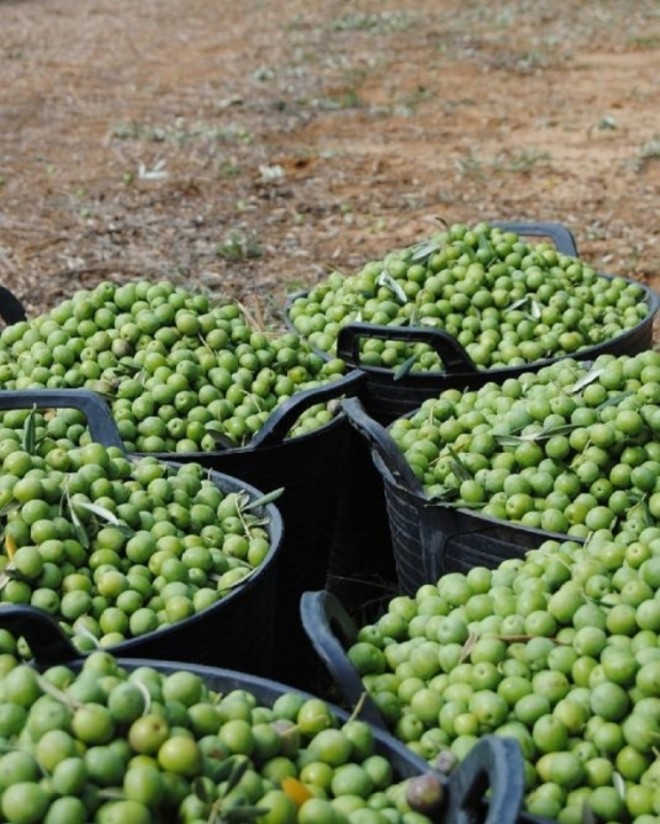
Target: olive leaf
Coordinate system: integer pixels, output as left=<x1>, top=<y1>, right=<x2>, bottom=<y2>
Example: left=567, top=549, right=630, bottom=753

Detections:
left=232, top=491, right=252, bottom=512
left=639, top=498, right=654, bottom=528
left=477, top=233, right=492, bottom=250
left=569, top=369, right=603, bottom=393
left=446, top=446, right=472, bottom=482
left=217, top=808, right=270, bottom=823
left=241, top=488, right=284, bottom=511
left=459, top=631, right=479, bottom=663
left=192, top=775, right=217, bottom=803
left=70, top=500, right=125, bottom=528
left=612, top=771, right=626, bottom=800
left=537, top=423, right=579, bottom=438
left=64, top=495, right=91, bottom=550
left=131, top=678, right=152, bottom=716
left=113, top=358, right=142, bottom=376
left=376, top=270, right=408, bottom=304
left=197, top=758, right=236, bottom=788
left=242, top=516, right=271, bottom=530
left=507, top=296, right=529, bottom=312
left=225, top=756, right=250, bottom=794
left=406, top=306, right=420, bottom=327
left=72, top=623, right=100, bottom=649
left=206, top=429, right=239, bottom=450
left=495, top=422, right=578, bottom=446
left=0, top=559, right=17, bottom=593
left=595, top=390, right=635, bottom=411
left=493, top=434, right=528, bottom=446
left=0, top=499, right=20, bottom=519
left=22, top=405, right=38, bottom=454
left=424, top=486, right=453, bottom=503
left=34, top=673, right=83, bottom=710
left=4, top=534, right=17, bottom=561
left=410, top=237, right=443, bottom=262
left=96, top=788, right=126, bottom=801
left=393, top=354, right=418, bottom=381
left=214, top=568, right=257, bottom=594
left=431, top=216, right=450, bottom=229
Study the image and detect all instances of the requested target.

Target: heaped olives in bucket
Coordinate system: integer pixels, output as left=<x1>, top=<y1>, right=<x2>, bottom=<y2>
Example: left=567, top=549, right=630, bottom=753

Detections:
left=0, top=436, right=278, bottom=655
left=0, top=279, right=347, bottom=453
left=388, top=350, right=660, bottom=541
left=287, top=221, right=655, bottom=373
left=341, top=526, right=660, bottom=823
left=0, top=646, right=449, bottom=824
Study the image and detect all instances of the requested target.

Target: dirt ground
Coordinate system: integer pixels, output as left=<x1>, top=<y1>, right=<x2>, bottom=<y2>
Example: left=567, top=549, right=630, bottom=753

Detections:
left=0, top=0, right=658, bottom=334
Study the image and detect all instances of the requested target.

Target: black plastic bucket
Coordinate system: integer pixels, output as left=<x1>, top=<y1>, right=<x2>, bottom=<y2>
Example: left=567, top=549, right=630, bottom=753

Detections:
left=285, top=221, right=659, bottom=425
left=286, top=221, right=658, bottom=606
left=342, top=397, right=582, bottom=596
left=0, top=285, right=28, bottom=326
left=334, top=268, right=658, bottom=423
left=137, top=369, right=366, bottom=688
left=0, top=602, right=528, bottom=824
left=324, top=422, right=398, bottom=613
left=0, top=389, right=284, bottom=676
left=300, top=591, right=549, bottom=824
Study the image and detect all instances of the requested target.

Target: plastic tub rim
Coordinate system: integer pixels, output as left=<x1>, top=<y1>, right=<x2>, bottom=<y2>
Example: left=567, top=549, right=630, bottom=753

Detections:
left=138, top=409, right=346, bottom=462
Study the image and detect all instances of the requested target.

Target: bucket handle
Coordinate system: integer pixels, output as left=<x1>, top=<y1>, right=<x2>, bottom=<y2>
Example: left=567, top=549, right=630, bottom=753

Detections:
left=0, top=285, right=28, bottom=326
left=490, top=220, right=579, bottom=257
left=299, top=590, right=389, bottom=729
left=337, top=323, right=478, bottom=376
left=0, top=604, right=80, bottom=664
left=445, top=735, right=525, bottom=824
left=341, top=397, right=423, bottom=493
left=0, top=389, right=125, bottom=450
left=247, top=368, right=366, bottom=449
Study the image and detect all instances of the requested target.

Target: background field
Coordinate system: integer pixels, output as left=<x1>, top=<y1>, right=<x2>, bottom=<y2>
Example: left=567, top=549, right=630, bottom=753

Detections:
left=1, top=0, right=658, bottom=331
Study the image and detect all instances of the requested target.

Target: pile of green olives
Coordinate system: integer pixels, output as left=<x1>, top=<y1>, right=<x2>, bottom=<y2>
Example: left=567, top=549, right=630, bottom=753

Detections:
left=287, top=222, right=652, bottom=372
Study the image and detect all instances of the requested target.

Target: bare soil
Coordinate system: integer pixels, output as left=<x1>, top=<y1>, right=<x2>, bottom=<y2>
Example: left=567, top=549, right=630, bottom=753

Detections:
left=1, top=0, right=659, bottom=333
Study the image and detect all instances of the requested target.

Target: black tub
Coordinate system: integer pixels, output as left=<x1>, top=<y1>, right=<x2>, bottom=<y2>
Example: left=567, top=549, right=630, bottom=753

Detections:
left=285, top=222, right=656, bottom=606
left=0, top=284, right=27, bottom=327
left=285, top=221, right=659, bottom=425
left=0, top=602, right=528, bottom=824
left=342, top=397, right=582, bottom=595
left=0, top=389, right=284, bottom=676
left=300, top=590, right=551, bottom=824
left=136, top=369, right=366, bottom=687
